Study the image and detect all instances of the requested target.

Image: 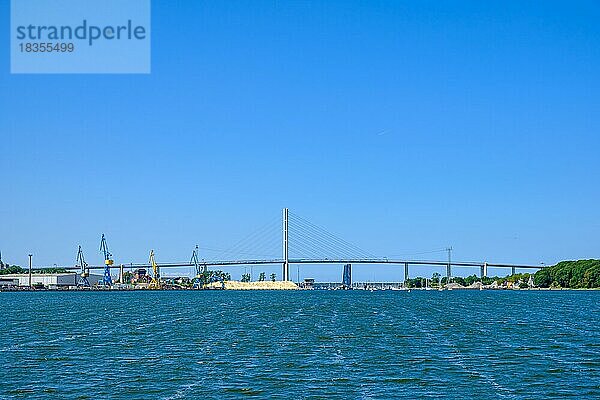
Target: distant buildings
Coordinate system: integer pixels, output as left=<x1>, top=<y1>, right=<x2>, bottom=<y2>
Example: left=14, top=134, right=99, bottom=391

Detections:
left=0, top=273, right=103, bottom=289
left=131, top=268, right=150, bottom=283
left=301, top=278, right=315, bottom=289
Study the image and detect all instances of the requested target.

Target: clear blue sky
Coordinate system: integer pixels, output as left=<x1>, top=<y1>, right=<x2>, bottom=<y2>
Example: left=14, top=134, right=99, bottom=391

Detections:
left=1, top=1, right=599, bottom=281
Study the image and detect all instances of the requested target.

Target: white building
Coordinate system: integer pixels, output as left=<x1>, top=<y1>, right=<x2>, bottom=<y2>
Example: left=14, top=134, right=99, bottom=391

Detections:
left=0, top=273, right=103, bottom=288
left=0, top=277, right=19, bottom=287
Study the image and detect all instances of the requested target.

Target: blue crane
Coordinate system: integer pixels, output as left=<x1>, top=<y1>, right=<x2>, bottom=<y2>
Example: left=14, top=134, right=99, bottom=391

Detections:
left=99, top=234, right=113, bottom=286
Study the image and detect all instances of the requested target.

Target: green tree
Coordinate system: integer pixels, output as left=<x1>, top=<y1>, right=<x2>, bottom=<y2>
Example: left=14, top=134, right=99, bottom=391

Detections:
left=405, top=277, right=425, bottom=288
left=533, top=260, right=600, bottom=288
left=464, top=274, right=480, bottom=286
left=519, top=281, right=529, bottom=289
left=258, top=272, right=266, bottom=282
left=534, top=268, right=551, bottom=287
left=196, top=270, right=230, bottom=286
left=431, top=272, right=441, bottom=287
left=122, top=271, right=133, bottom=284
left=0, top=265, right=25, bottom=275
left=270, top=273, right=276, bottom=282
left=451, top=277, right=466, bottom=286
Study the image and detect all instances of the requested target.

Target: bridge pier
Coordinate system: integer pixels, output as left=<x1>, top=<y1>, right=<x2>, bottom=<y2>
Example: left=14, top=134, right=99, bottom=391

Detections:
left=342, top=264, right=352, bottom=288
left=511, top=266, right=516, bottom=276
left=404, top=262, right=409, bottom=285
left=481, top=262, right=488, bottom=278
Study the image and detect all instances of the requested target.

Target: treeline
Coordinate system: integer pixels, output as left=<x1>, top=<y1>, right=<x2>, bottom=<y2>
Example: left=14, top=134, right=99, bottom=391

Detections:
left=0, top=265, right=25, bottom=275
left=533, top=259, right=600, bottom=288
left=406, top=260, right=600, bottom=289
left=196, top=270, right=231, bottom=284
left=0, top=266, right=68, bottom=275
left=240, top=272, right=276, bottom=282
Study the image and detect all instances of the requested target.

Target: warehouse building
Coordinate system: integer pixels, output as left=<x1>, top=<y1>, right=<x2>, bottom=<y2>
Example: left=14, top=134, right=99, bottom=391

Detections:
left=0, top=273, right=103, bottom=288
left=0, top=277, right=19, bottom=287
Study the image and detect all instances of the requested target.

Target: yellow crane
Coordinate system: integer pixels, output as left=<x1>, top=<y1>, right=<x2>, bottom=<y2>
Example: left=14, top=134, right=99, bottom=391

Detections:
left=148, top=250, right=161, bottom=289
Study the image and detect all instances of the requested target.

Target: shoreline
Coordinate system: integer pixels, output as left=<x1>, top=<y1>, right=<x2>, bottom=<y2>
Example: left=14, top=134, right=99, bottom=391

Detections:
left=2, top=286, right=599, bottom=292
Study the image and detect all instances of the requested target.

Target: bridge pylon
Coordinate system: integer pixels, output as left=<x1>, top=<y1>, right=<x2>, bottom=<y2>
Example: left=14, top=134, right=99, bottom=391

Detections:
left=282, top=208, right=289, bottom=281
left=446, top=247, right=453, bottom=283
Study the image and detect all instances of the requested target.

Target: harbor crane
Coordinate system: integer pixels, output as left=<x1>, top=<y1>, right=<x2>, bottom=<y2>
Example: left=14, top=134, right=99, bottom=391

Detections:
left=76, top=245, right=90, bottom=287
left=99, top=234, right=114, bottom=286
left=190, top=245, right=208, bottom=289
left=148, top=250, right=161, bottom=289
left=191, top=245, right=206, bottom=276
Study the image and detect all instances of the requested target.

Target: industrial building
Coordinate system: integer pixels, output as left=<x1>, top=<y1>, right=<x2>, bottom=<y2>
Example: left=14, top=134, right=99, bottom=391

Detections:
left=0, top=273, right=103, bottom=289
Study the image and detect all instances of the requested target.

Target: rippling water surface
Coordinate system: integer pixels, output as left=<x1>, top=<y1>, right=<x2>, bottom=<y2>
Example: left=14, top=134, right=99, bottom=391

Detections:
left=1, top=290, right=599, bottom=399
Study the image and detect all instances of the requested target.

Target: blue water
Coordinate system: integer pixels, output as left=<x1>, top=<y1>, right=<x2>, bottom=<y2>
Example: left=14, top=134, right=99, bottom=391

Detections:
left=1, top=290, right=599, bottom=399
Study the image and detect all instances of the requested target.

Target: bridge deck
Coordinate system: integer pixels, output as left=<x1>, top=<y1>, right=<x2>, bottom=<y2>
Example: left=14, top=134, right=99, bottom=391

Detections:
left=46, top=258, right=544, bottom=271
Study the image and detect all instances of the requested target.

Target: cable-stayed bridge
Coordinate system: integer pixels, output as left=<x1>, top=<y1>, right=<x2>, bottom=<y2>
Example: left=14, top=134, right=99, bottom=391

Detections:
left=50, top=208, right=544, bottom=284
